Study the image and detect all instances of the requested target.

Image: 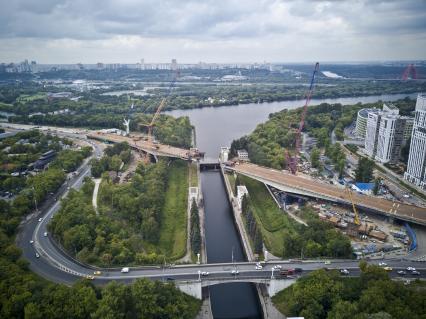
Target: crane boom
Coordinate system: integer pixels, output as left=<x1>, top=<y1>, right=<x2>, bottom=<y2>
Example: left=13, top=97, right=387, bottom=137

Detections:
left=402, top=64, right=417, bottom=80
left=287, top=62, right=320, bottom=174
left=345, top=187, right=361, bottom=226
left=142, top=70, right=179, bottom=140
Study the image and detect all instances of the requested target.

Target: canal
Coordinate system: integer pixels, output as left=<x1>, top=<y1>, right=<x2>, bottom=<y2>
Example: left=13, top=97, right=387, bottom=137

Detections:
left=202, top=171, right=262, bottom=318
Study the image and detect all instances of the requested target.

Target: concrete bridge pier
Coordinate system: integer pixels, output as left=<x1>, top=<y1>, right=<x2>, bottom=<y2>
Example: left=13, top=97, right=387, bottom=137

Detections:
left=267, top=278, right=297, bottom=297
left=176, top=281, right=202, bottom=299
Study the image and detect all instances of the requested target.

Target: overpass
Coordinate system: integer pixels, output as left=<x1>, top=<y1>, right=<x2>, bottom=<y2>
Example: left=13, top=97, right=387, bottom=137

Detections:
left=230, top=162, right=426, bottom=226
left=87, top=131, right=204, bottom=161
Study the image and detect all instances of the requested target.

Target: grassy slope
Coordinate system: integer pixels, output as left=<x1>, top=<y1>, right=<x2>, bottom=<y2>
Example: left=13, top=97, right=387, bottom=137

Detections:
left=239, top=174, right=296, bottom=256
left=189, top=162, right=198, bottom=187
left=158, top=160, right=189, bottom=259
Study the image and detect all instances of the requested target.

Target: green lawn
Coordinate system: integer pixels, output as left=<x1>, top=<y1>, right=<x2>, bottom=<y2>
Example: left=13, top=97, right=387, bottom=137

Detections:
left=158, top=160, right=189, bottom=260
left=189, top=162, right=198, bottom=187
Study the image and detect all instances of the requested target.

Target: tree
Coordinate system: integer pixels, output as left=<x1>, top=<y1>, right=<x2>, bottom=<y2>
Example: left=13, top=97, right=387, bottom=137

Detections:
left=254, top=226, right=263, bottom=254
left=373, top=178, right=381, bottom=195
left=234, top=175, right=240, bottom=195
left=310, top=147, right=321, bottom=168
left=110, top=155, right=122, bottom=173
left=355, top=157, right=374, bottom=183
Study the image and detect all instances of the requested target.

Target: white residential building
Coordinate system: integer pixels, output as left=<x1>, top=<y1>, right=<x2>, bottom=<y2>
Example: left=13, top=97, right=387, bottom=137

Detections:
left=355, top=108, right=379, bottom=138
left=404, top=94, right=426, bottom=189
left=364, top=103, right=412, bottom=163
left=365, top=112, right=381, bottom=157
left=375, top=115, right=407, bottom=163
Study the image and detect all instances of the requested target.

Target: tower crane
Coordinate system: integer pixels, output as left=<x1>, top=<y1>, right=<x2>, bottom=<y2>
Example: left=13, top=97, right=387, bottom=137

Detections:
left=140, top=69, right=179, bottom=142
left=286, top=62, right=320, bottom=174
left=401, top=64, right=417, bottom=80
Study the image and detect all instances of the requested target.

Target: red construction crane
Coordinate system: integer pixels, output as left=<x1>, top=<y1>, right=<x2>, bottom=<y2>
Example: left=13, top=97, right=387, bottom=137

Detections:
left=402, top=64, right=417, bottom=80
left=141, top=69, right=179, bottom=141
left=286, top=62, right=320, bottom=174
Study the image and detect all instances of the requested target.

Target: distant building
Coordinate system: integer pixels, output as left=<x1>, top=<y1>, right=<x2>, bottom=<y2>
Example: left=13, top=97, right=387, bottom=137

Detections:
left=356, top=108, right=379, bottom=138
left=236, top=185, right=248, bottom=210
left=404, top=93, right=426, bottom=189
left=237, top=149, right=249, bottom=161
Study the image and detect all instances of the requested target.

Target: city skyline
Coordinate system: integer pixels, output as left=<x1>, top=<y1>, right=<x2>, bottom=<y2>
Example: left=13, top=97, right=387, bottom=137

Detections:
left=1, top=0, right=425, bottom=63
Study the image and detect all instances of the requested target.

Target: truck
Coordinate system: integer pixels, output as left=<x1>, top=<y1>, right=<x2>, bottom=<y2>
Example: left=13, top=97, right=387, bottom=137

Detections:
left=121, top=267, right=129, bottom=273
left=280, top=269, right=295, bottom=276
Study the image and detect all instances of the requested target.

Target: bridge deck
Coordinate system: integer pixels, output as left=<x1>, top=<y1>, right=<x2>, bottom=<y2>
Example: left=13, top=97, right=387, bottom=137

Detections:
left=233, top=163, right=426, bottom=225
left=87, top=132, right=197, bottom=160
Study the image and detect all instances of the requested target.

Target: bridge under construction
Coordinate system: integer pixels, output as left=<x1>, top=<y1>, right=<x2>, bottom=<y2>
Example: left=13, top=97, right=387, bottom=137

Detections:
left=231, top=162, right=426, bottom=226
left=87, top=131, right=204, bottom=161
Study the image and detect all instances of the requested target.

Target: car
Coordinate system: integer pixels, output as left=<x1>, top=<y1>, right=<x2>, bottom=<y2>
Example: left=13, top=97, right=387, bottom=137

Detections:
left=340, top=269, right=350, bottom=275
left=93, top=271, right=102, bottom=276
left=29, top=240, right=34, bottom=244
left=35, top=253, right=40, bottom=258
left=121, top=267, right=129, bottom=273
left=397, top=270, right=406, bottom=275
left=67, top=186, right=71, bottom=190
left=378, top=262, right=387, bottom=267
left=255, top=265, right=263, bottom=270
left=403, top=194, right=410, bottom=198
left=412, top=270, right=420, bottom=275
left=407, top=267, right=416, bottom=271
left=383, top=267, right=393, bottom=272
left=273, top=265, right=282, bottom=270
left=43, top=232, right=48, bottom=237
left=166, top=277, right=175, bottom=281
left=85, top=275, right=95, bottom=280
left=231, top=269, right=239, bottom=275
left=294, top=268, right=303, bottom=273
left=38, top=218, right=43, bottom=222
left=201, top=271, right=209, bottom=276
left=324, top=260, right=331, bottom=265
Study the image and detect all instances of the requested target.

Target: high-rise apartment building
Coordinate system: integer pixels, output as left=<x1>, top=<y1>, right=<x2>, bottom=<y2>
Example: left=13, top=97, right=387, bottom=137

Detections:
left=364, top=103, right=412, bottom=164
left=404, top=94, right=426, bottom=189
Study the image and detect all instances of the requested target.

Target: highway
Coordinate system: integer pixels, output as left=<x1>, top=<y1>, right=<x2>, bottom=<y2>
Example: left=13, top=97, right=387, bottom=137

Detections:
left=232, top=162, right=426, bottom=225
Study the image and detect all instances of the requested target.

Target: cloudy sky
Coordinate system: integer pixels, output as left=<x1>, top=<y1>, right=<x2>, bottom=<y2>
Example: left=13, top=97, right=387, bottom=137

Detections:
left=1, top=0, right=425, bottom=63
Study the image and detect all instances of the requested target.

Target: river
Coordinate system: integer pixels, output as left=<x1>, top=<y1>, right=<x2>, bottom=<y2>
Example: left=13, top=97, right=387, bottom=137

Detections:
left=166, top=93, right=416, bottom=158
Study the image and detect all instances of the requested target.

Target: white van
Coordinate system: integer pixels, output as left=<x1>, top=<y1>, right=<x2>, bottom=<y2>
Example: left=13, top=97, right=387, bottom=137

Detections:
left=121, top=267, right=129, bottom=273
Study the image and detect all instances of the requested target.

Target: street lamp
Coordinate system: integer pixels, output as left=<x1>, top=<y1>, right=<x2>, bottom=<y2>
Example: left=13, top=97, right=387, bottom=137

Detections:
left=198, top=270, right=201, bottom=281
left=271, top=267, right=275, bottom=279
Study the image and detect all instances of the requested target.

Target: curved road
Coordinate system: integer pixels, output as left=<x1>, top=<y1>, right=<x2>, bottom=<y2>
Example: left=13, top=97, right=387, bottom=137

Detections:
left=15, top=132, right=426, bottom=287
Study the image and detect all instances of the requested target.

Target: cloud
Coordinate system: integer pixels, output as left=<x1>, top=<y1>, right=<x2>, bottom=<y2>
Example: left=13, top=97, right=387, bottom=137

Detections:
left=0, top=0, right=425, bottom=62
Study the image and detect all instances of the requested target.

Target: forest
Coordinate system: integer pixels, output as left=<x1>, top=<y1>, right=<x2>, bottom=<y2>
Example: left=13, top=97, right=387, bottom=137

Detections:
left=0, top=131, right=200, bottom=318
left=272, top=262, right=426, bottom=319
left=49, top=158, right=189, bottom=266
